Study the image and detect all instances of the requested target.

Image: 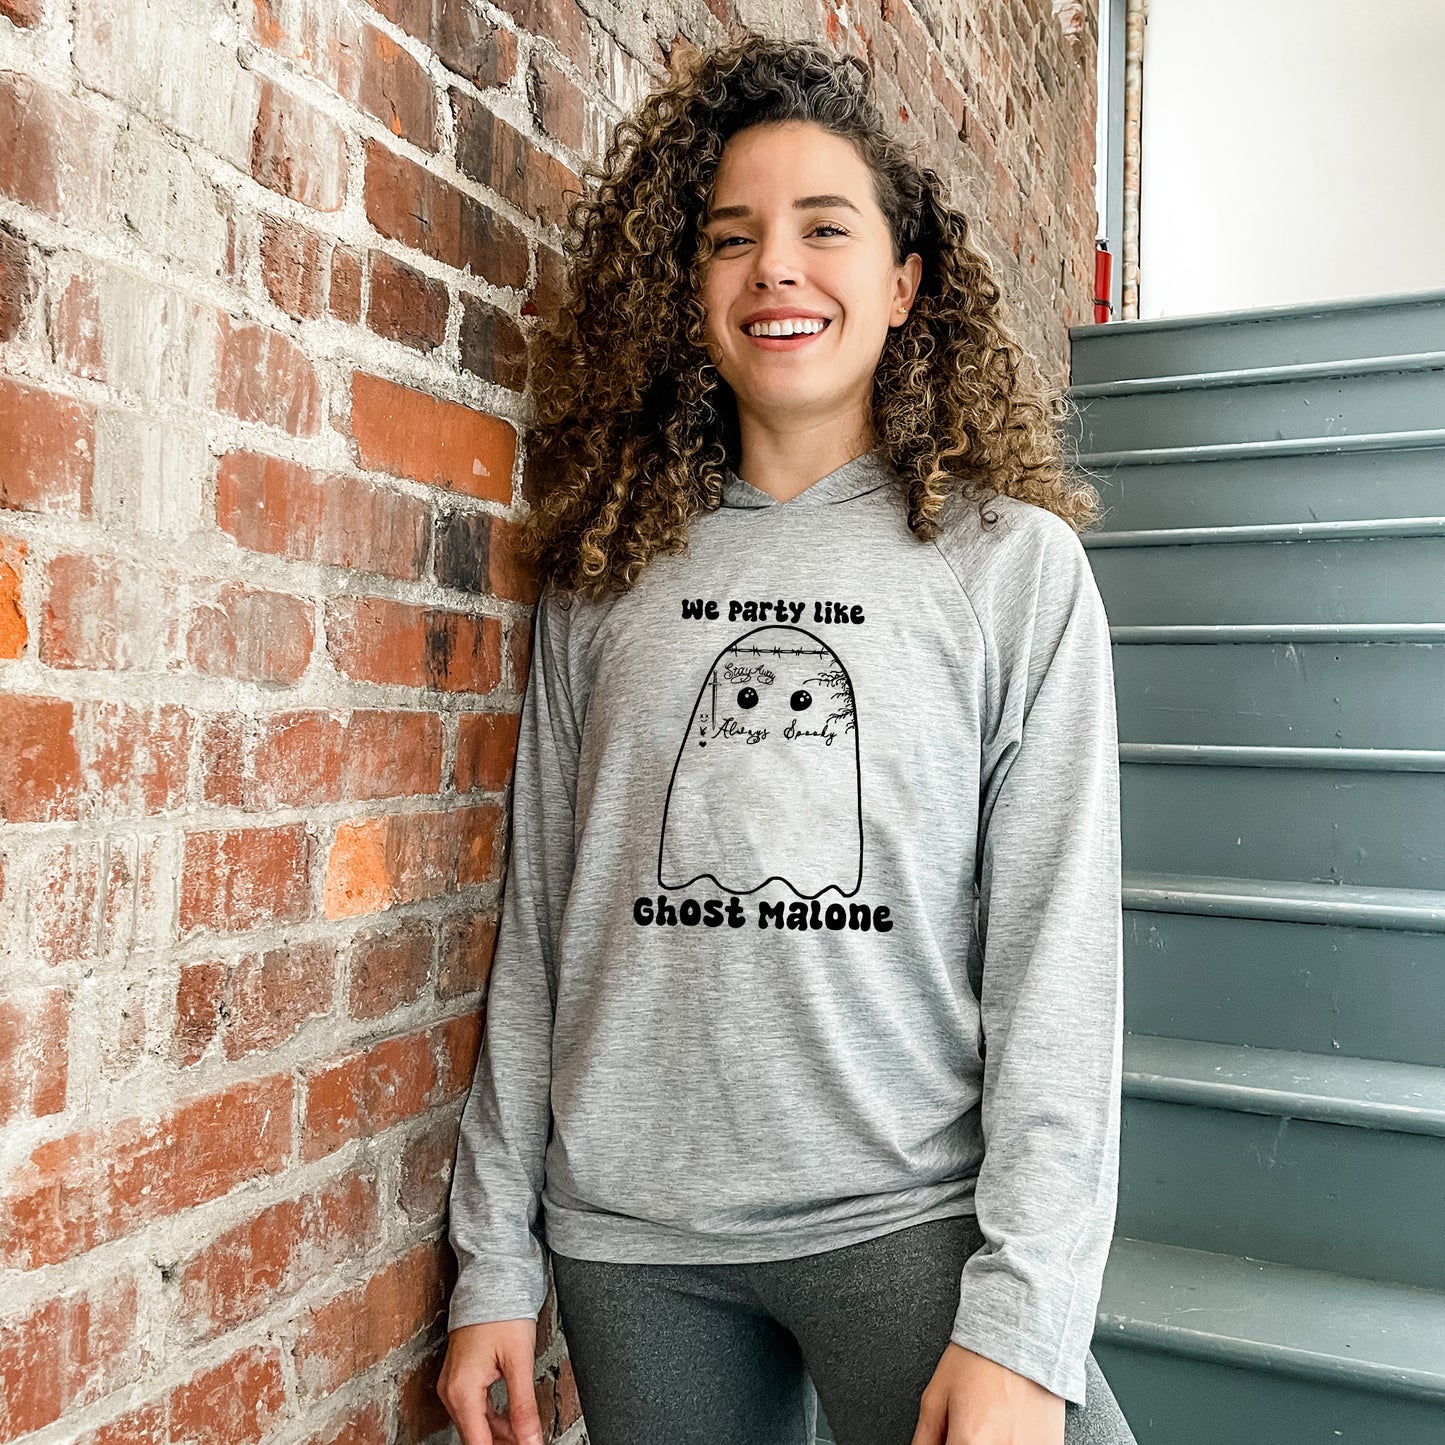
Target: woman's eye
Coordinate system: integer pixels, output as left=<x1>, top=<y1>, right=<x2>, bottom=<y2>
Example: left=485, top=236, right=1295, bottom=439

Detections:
left=714, top=224, right=849, bottom=248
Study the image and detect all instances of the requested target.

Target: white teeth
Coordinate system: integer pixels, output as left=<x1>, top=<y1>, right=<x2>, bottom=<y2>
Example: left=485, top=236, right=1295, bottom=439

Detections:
left=745, top=318, right=827, bottom=337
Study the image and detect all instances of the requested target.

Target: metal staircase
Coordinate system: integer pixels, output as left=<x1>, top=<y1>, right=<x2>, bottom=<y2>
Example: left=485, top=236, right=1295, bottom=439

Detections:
left=1070, top=290, right=1445, bottom=1444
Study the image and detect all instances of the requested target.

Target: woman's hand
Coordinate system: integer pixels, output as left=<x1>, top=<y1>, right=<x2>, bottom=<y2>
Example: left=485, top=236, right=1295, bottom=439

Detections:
left=910, top=1343, right=1066, bottom=1445
left=437, top=1320, right=545, bottom=1445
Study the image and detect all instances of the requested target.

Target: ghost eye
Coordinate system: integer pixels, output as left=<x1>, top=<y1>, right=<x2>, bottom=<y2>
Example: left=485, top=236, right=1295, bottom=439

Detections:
left=737, top=687, right=759, bottom=709
left=790, top=689, right=812, bottom=711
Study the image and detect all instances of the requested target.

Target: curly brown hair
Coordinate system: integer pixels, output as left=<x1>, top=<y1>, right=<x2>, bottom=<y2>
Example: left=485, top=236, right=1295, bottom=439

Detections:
left=517, top=30, right=1101, bottom=600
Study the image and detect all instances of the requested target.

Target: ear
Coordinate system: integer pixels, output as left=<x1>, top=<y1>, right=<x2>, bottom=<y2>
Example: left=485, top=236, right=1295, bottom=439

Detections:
left=892, top=251, right=924, bottom=324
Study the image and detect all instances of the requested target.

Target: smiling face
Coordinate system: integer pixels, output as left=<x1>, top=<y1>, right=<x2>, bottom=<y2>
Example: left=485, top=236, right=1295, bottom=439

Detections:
left=698, top=119, right=922, bottom=438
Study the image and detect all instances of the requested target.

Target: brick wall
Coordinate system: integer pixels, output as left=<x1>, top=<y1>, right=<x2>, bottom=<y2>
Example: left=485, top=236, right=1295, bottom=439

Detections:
left=0, top=1, right=1097, bottom=1443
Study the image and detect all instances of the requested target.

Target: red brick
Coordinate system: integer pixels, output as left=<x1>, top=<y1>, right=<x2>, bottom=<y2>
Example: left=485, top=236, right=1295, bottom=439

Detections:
left=329, top=246, right=363, bottom=323
left=199, top=715, right=245, bottom=807
left=294, top=1241, right=450, bottom=1399
left=0, top=1277, right=144, bottom=1442
left=0, top=72, right=115, bottom=223
left=323, top=806, right=497, bottom=920
left=260, top=215, right=329, bottom=320
left=454, top=710, right=519, bottom=793
left=490, top=0, right=588, bottom=70
left=524, top=239, right=568, bottom=321
left=27, top=840, right=100, bottom=963
left=187, top=584, right=314, bottom=685
left=51, top=271, right=106, bottom=382
left=247, top=709, right=443, bottom=809
left=527, top=51, right=586, bottom=152
left=350, top=371, right=515, bottom=500
left=366, top=251, right=449, bottom=352
left=0, top=1075, right=293, bottom=1269
left=302, top=1029, right=438, bottom=1160
left=225, top=940, right=335, bottom=1058
left=363, top=139, right=528, bottom=286
left=397, top=1348, right=449, bottom=1445
left=0, top=695, right=80, bottom=823
left=0, top=0, right=43, bottom=26
left=172, top=960, right=226, bottom=1068
left=217, top=450, right=431, bottom=582
left=302, top=1402, right=388, bottom=1445
left=42, top=555, right=179, bottom=671
left=179, top=826, right=312, bottom=936
left=0, top=535, right=26, bottom=658
left=438, top=906, right=497, bottom=998
left=216, top=316, right=323, bottom=435
left=251, top=79, right=346, bottom=211
left=0, top=377, right=94, bottom=516
left=398, top=1115, right=458, bottom=1222
left=86, top=703, right=192, bottom=816
left=433, top=1011, right=482, bottom=1100
left=326, top=595, right=503, bottom=693
left=348, top=918, right=433, bottom=1019
left=77, top=1400, right=166, bottom=1445
left=458, top=292, right=528, bottom=391
left=366, top=0, right=518, bottom=89
left=0, top=226, right=34, bottom=341
left=168, top=1345, right=287, bottom=1445
left=176, top=1171, right=380, bottom=1340
left=454, top=93, right=581, bottom=229
left=0, top=988, right=69, bottom=1126
left=487, top=512, right=542, bottom=603
left=355, top=24, right=437, bottom=149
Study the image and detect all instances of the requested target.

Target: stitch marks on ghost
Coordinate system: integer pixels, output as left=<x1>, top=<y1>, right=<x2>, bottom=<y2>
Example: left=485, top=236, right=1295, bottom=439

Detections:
left=656, top=624, right=865, bottom=900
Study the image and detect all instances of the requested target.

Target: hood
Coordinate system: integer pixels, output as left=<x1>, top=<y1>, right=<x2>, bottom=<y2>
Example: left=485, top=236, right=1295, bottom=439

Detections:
left=719, top=445, right=899, bottom=509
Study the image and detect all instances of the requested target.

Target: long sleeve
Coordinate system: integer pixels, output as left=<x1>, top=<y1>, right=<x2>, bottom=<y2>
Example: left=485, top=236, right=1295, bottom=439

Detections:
left=948, top=517, right=1124, bottom=1406
left=447, top=582, right=580, bottom=1329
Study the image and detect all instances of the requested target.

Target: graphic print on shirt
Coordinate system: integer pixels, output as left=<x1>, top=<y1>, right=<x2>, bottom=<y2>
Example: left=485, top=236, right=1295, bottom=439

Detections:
left=657, top=624, right=863, bottom=898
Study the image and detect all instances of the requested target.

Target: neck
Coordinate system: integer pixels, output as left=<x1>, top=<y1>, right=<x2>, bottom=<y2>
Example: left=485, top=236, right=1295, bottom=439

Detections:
left=733, top=415, right=878, bottom=503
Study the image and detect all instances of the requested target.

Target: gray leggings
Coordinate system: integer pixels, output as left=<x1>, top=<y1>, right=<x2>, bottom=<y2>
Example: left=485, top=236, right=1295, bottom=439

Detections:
left=549, top=1210, right=1138, bottom=1445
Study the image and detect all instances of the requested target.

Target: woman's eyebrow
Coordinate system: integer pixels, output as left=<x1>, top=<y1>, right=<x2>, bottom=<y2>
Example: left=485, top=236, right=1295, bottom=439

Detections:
left=706, top=194, right=862, bottom=222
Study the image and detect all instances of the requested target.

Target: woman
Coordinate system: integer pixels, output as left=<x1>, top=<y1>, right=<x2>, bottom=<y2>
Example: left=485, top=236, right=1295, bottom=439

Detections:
left=437, top=31, right=1136, bottom=1445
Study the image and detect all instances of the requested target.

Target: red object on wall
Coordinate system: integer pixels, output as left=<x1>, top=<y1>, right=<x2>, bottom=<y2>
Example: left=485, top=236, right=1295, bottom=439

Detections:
left=1094, top=242, right=1113, bottom=323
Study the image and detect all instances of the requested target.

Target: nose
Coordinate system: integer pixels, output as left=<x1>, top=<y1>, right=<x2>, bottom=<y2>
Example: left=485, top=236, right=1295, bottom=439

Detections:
left=748, top=230, right=802, bottom=288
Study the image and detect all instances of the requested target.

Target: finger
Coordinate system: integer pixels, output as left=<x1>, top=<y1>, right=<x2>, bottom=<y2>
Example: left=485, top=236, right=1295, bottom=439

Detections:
left=501, top=1351, right=545, bottom=1445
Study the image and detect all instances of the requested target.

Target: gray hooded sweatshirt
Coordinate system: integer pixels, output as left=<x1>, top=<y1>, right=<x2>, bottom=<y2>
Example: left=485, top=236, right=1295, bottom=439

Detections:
left=447, top=444, right=1124, bottom=1406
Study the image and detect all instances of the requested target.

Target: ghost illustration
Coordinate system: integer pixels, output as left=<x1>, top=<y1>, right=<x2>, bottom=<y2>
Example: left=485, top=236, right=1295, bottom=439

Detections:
left=657, top=624, right=863, bottom=898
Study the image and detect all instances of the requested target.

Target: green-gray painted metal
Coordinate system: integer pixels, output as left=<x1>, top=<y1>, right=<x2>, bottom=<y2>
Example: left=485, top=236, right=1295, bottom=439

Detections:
left=1069, top=290, right=1445, bottom=1442
left=1121, top=763, right=1445, bottom=891
left=1070, top=358, right=1445, bottom=453
left=1111, top=641, right=1445, bottom=749
left=1118, top=1098, right=1445, bottom=1288
left=1124, top=907, right=1445, bottom=1067
left=1069, top=287, right=1445, bottom=384
left=1088, top=534, right=1445, bottom=625
left=1095, top=1238, right=1445, bottom=1403
left=1080, top=443, right=1445, bottom=532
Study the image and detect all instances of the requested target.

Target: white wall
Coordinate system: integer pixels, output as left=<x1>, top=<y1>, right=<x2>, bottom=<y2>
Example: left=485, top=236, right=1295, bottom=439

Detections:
left=1139, top=0, right=1445, bottom=318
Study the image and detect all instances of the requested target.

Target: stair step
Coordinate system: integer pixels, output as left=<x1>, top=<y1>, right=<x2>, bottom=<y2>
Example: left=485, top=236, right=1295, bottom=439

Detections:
left=1123, top=898, right=1445, bottom=1070
left=1112, top=622, right=1445, bottom=642
left=1095, top=1236, right=1445, bottom=1401
left=1069, top=358, right=1445, bottom=454
left=1123, top=870, right=1445, bottom=931
left=1121, top=761, right=1445, bottom=893
left=1118, top=1085, right=1445, bottom=1288
left=1077, top=424, right=1445, bottom=468
left=1119, top=743, right=1445, bottom=773
left=1084, top=515, right=1445, bottom=547
left=1088, top=531, right=1445, bottom=626
left=1083, top=442, right=1445, bottom=533
left=1069, top=286, right=1445, bottom=384
left=1123, top=1034, right=1445, bottom=1137
left=1113, top=637, right=1445, bottom=752
left=1070, top=349, right=1445, bottom=400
